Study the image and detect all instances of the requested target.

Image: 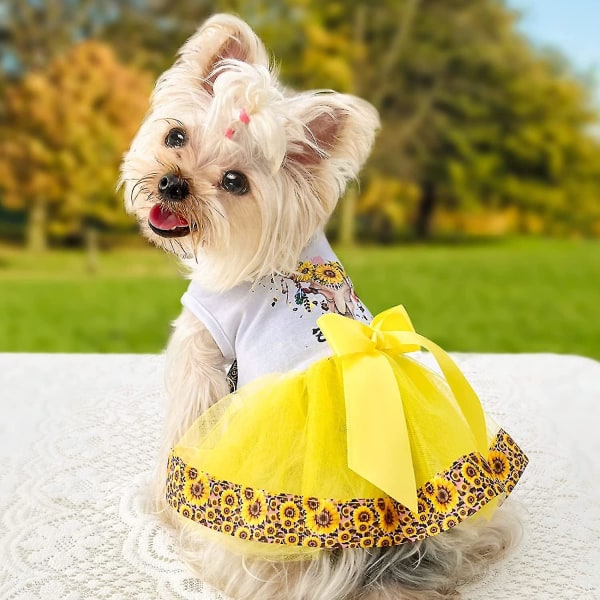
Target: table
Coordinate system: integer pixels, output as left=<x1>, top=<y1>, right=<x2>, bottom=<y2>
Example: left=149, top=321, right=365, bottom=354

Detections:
left=0, top=353, right=599, bottom=599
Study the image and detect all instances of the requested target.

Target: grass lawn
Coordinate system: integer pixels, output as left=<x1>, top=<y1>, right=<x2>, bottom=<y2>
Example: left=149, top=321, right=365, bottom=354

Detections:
left=0, top=238, right=598, bottom=359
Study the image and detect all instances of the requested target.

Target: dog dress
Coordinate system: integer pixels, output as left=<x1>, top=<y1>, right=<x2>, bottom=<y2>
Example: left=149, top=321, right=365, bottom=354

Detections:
left=167, top=233, right=528, bottom=555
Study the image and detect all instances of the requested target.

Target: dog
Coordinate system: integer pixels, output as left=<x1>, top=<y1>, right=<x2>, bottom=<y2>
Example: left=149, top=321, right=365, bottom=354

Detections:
left=120, top=14, right=525, bottom=600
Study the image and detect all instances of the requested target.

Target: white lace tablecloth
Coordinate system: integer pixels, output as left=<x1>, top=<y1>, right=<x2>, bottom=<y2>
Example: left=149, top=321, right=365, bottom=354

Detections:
left=0, top=352, right=598, bottom=599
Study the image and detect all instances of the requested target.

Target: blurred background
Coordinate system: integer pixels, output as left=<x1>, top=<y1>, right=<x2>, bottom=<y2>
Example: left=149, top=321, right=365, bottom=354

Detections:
left=0, top=0, right=599, bottom=358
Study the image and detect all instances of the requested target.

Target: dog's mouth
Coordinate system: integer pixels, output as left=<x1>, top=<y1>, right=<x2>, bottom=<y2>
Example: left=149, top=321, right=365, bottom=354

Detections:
left=148, top=203, right=191, bottom=238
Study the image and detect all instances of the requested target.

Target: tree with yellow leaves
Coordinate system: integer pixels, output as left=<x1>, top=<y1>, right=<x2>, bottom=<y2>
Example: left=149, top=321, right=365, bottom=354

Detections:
left=0, top=41, right=151, bottom=252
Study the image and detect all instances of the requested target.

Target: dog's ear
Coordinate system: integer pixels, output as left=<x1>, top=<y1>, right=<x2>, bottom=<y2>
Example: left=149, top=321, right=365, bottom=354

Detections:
left=177, top=14, right=270, bottom=95
left=286, top=92, right=380, bottom=176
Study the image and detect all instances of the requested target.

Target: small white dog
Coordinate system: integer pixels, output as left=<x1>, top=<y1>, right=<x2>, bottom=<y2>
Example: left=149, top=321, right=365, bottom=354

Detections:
left=121, top=14, right=526, bottom=600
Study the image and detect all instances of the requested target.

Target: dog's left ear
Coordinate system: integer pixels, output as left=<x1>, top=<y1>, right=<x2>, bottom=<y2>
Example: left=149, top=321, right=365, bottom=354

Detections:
left=176, top=14, right=270, bottom=95
left=286, top=92, right=380, bottom=179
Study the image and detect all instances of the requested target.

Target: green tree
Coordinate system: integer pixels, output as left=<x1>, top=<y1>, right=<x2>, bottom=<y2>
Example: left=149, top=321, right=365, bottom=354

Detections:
left=355, top=0, right=600, bottom=238
left=403, top=1, right=600, bottom=238
left=271, top=0, right=600, bottom=240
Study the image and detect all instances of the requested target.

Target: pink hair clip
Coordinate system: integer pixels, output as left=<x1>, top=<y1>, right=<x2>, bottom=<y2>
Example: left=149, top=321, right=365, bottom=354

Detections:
left=225, top=109, right=250, bottom=138
left=239, top=108, right=250, bottom=124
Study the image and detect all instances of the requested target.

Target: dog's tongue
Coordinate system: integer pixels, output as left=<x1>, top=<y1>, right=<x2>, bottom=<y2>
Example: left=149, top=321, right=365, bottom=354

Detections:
left=148, top=203, right=189, bottom=230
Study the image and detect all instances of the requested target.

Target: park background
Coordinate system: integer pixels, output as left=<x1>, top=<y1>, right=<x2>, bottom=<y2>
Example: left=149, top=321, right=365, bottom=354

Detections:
left=0, top=0, right=599, bottom=359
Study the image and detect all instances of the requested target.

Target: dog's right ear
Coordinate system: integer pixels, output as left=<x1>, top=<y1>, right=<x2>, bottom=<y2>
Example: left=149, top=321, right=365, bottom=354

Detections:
left=175, top=14, right=270, bottom=95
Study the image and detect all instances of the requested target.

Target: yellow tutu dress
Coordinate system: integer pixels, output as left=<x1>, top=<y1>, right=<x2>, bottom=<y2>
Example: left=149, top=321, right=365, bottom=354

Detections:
left=166, top=305, right=527, bottom=556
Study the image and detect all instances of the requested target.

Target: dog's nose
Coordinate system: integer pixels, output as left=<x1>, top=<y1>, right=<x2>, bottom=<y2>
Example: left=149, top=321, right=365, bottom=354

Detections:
left=158, top=173, right=189, bottom=201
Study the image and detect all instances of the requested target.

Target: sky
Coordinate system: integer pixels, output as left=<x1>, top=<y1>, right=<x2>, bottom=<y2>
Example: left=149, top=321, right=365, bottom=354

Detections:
left=506, top=0, right=599, bottom=102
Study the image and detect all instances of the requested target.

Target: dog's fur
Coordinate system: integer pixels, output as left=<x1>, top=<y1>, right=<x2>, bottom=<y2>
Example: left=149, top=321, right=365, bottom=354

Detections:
left=120, top=14, right=521, bottom=599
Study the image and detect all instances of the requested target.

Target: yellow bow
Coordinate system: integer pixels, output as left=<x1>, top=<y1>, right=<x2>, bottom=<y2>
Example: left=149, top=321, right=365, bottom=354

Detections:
left=317, top=305, right=487, bottom=513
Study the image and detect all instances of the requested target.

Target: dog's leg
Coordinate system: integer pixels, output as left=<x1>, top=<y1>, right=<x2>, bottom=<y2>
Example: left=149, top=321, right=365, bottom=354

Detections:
left=153, top=308, right=229, bottom=512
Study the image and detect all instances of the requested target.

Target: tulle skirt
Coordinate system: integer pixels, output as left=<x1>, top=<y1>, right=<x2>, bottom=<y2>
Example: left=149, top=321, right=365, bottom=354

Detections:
left=166, top=306, right=527, bottom=558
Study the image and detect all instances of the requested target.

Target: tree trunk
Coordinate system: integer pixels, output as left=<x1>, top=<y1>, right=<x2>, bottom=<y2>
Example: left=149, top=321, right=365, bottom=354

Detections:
left=335, top=5, right=366, bottom=249
left=84, top=223, right=99, bottom=274
left=27, top=197, right=47, bottom=252
left=415, top=180, right=436, bottom=239
left=339, top=184, right=357, bottom=247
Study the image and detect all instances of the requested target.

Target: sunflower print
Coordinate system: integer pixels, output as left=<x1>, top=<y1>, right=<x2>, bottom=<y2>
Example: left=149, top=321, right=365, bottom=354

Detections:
left=302, top=496, right=321, bottom=512
left=417, top=511, right=429, bottom=525
left=285, top=532, right=299, bottom=545
left=337, top=530, right=352, bottom=545
left=220, top=489, right=239, bottom=515
left=185, top=465, right=199, bottom=480
left=303, top=535, right=321, bottom=548
left=306, top=501, right=341, bottom=535
left=422, top=480, right=437, bottom=500
left=313, top=262, right=345, bottom=287
left=166, top=428, right=527, bottom=549
left=242, top=487, right=256, bottom=501
left=295, top=261, right=315, bottom=282
left=488, top=451, right=510, bottom=481
left=241, top=491, right=267, bottom=525
left=464, top=493, right=478, bottom=507
left=461, top=462, right=481, bottom=484
left=502, top=432, right=516, bottom=447
left=184, top=472, right=209, bottom=505
left=221, top=521, right=234, bottom=535
left=416, top=498, right=431, bottom=519
left=429, top=477, right=459, bottom=513
left=280, top=501, right=300, bottom=528
left=376, top=499, right=401, bottom=533
left=235, top=526, right=251, bottom=540
left=271, top=257, right=371, bottom=321
left=353, top=506, right=375, bottom=532
left=442, top=516, right=459, bottom=530
left=402, top=523, right=417, bottom=537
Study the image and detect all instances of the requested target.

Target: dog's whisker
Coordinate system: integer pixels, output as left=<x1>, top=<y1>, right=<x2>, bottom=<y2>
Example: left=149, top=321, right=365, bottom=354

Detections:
left=209, top=204, right=225, bottom=221
left=174, top=238, right=188, bottom=257
left=131, top=173, right=161, bottom=207
left=131, top=181, right=146, bottom=205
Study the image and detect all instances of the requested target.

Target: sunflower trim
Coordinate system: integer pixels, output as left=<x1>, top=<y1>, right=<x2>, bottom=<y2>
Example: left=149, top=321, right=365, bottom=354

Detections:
left=166, top=429, right=527, bottom=549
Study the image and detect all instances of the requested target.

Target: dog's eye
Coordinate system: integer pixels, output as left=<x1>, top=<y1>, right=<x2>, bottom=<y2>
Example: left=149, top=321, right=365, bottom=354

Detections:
left=165, top=128, right=186, bottom=148
left=221, top=171, right=249, bottom=195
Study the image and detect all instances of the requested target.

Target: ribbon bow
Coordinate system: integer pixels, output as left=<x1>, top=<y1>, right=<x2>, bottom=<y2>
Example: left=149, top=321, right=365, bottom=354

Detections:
left=317, top=305, right=487, bottom=513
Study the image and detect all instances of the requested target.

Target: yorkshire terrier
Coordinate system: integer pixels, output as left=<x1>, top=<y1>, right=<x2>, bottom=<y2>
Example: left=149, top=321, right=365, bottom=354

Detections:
left=121, top=14, right=523, bottom=600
